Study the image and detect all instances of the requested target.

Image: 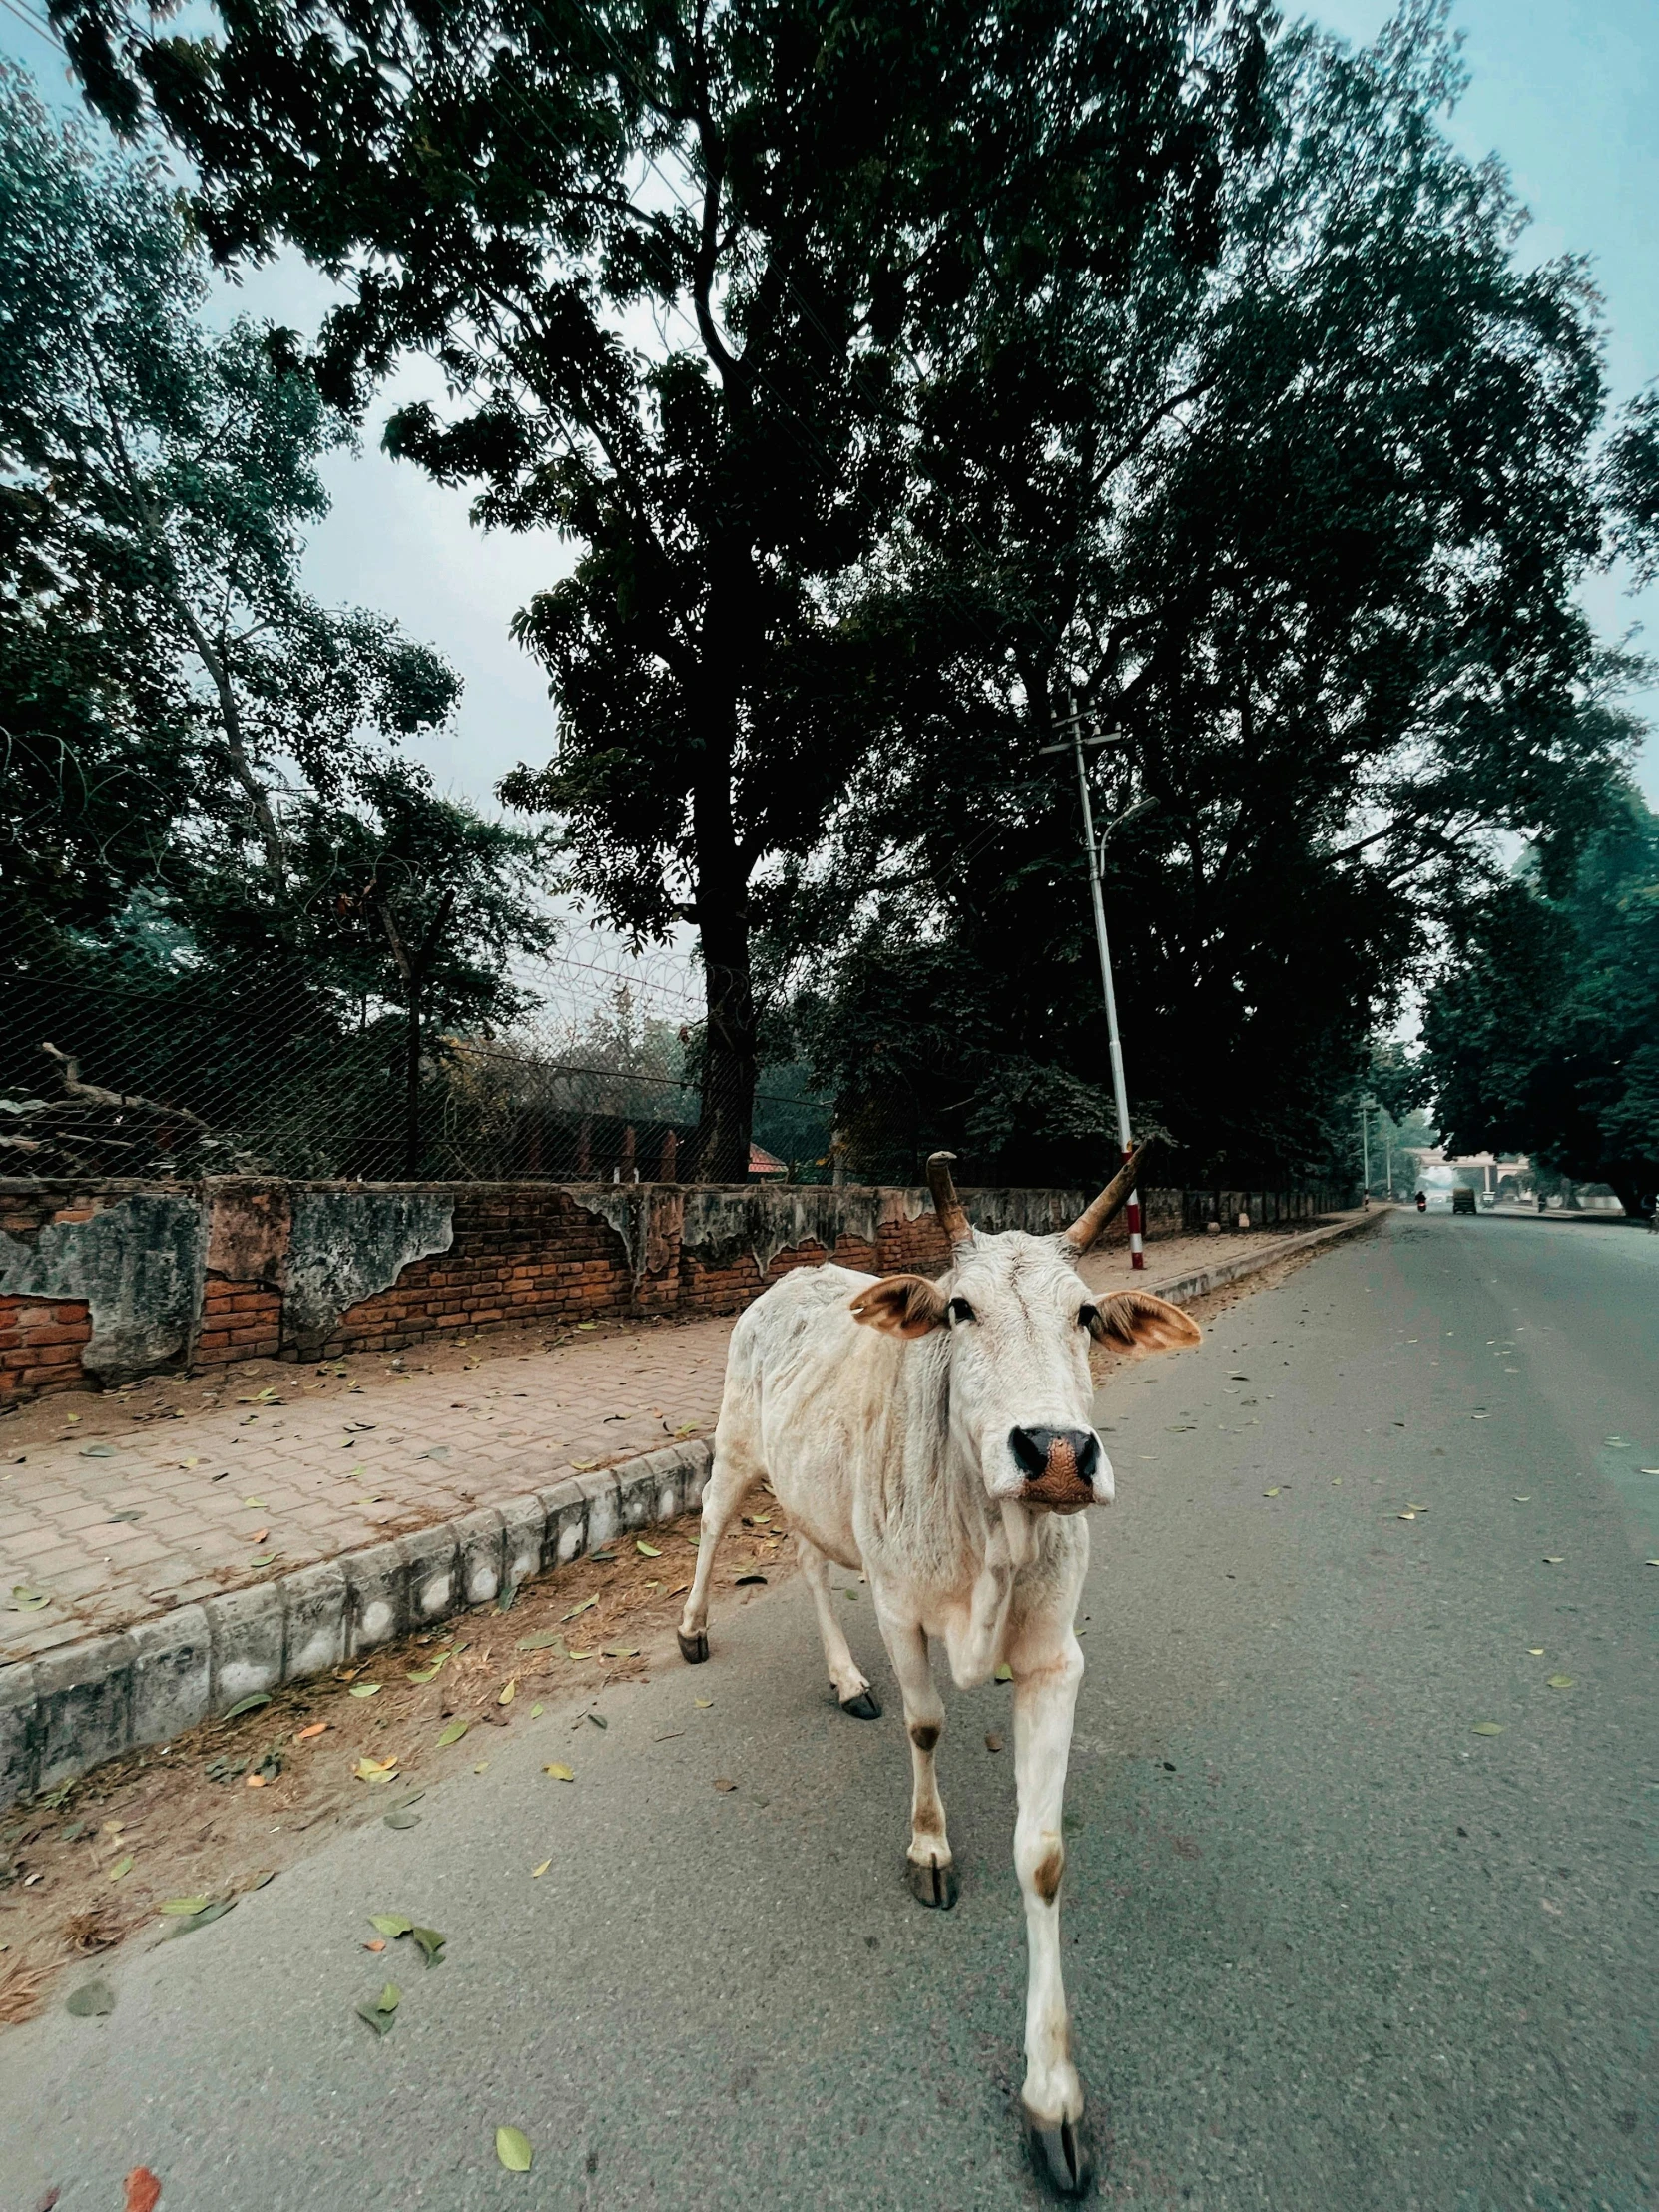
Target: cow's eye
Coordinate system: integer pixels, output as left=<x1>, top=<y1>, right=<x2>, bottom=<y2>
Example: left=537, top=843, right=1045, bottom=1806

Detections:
left=1078, top=1304, right=1100, bottom=1332
left=947, top=1296, right=976, bottom=1325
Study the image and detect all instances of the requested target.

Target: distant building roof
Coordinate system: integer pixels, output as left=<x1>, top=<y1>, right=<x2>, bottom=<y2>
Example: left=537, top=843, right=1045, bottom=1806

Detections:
left=749, top=1142, right=788, bottom=1177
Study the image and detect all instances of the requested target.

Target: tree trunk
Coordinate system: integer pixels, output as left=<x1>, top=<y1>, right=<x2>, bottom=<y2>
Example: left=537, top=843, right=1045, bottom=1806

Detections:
left=404, top=987, right=422, bottom=1178
left=687, top=717, right=758, bottom=1182
left=689, top=895, right=757, bottom=1183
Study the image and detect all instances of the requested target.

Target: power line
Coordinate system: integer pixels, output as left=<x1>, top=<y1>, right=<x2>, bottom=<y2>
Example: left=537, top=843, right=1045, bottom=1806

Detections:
left=0, top=0, right=65, bottom=50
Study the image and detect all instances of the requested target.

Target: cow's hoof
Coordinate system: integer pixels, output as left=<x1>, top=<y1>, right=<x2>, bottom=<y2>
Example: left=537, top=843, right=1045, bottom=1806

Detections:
left=677, top=1629, right=710, bottom=1665
left=839, top=1688, right=882, bottom=1720
left=906, top=1858, right=959, bottom=1910
left=1024, top=2111, right=1091, bottom=2199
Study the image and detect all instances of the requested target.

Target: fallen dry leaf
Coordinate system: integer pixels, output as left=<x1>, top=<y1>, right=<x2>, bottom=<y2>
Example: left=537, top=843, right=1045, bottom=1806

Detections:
left=531, top=1859, right=552, bottom=1879
left=124, top=2172, right=162, bottom=2212
left=364, top=1939, right=386, bottom=1952
left=294, top=1722, right=327, bottom=1741
left=544, top=1763, right=574, bottom=1783
left=496, top=2126, right=533, bottom=2172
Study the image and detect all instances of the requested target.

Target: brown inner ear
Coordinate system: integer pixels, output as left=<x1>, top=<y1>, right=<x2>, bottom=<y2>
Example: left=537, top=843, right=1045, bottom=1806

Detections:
left=1092, top=1291, right=1203, bottom=1352
left=848, top=1273, right=950, bottom=1338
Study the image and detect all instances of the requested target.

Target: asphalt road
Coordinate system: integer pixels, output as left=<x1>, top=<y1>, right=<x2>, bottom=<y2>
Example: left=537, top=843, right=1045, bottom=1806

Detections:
left=2, top=1211, right=1655, bottom=2211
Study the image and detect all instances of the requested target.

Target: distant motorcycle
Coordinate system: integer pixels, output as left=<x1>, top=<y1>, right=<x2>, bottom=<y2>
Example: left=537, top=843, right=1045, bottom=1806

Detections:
left=1415, top=1191, right=1427, bottom=1214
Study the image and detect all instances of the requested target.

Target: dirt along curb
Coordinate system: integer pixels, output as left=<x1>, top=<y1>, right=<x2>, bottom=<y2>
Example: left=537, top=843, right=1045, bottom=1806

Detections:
left=0, top=1208, right=1382, bottom=1814
left=1133, top=1204, right=1384, bottom=1311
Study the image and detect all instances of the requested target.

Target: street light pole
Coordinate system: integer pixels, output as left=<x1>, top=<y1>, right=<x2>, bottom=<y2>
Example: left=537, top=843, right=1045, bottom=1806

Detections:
left=1360, top=1099, right=1371, bottom=1200
left=1058, top=697, right=1144, bottom=1269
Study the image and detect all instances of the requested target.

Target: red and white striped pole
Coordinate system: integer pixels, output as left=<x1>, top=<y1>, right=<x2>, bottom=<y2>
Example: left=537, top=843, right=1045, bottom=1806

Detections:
left=1064, top=696, right=1144, bottom=1269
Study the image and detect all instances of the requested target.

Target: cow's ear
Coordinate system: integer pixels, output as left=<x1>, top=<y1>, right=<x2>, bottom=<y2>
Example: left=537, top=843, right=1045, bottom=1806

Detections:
left=848, top=1274, right=950, bottom=1338
left=1089, top=1291, right=1202, bottom=1352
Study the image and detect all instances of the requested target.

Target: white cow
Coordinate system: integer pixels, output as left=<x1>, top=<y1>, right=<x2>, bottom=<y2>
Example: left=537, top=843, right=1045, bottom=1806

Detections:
left=677, top=1151, right=1202, bottom=2195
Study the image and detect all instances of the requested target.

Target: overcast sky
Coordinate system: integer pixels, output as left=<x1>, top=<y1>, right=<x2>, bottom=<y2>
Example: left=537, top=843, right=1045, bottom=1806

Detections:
left=4, top=0, right=1656, bottom=815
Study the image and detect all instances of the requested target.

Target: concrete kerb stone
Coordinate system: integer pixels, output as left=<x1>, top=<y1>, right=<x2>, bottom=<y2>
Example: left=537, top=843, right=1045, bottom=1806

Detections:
left=0, top=1661, right=41, bottom=1805
left=498, top=1497, right=545, bottom=1596
left=205, top=1584, right=284, bottom=1713
left=344, top=1541, right=408, bottom=1658
left=129, top=1604, right=211, bottom=1748
left=36, top=1632, right=136, bottom=1794
left=282, top=1561, right=348, bottom=1681
left=450, top=1506, right=507, bottom=1608
left=539, top=1477, right=588, bottom=1571
left=398, top=1524, right=462, bottom=1628
left=575, top=1470, right=622, bottom=1554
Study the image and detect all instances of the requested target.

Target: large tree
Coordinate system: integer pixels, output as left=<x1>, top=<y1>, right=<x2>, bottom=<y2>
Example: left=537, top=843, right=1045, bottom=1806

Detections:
left=0, top=63, right=461, bottom=940
left=52, top=0, right=1271, bottom=1177
left=1, top=68, right=562, bottom=1178
left=1422, top=784, right=1659, bottom=1221
left=757, top=5, right=1647, bottom=1184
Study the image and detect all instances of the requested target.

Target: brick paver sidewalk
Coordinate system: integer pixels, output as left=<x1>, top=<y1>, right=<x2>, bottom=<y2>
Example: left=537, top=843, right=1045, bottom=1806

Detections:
left=0, top=1222, right=1318, bottom=1663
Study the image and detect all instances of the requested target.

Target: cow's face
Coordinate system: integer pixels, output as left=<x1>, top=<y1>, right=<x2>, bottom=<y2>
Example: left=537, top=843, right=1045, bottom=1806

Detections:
left=848, top=1232, right=1201, bottom=1512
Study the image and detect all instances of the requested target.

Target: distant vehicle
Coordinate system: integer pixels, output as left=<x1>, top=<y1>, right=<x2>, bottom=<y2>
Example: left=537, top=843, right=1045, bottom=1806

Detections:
left=1415, top=1190, right=1427, bottom=1213
left=1477, top=1191, right=1497, bottom=1209
left=1451, top=1187, right=1477, bottom=1216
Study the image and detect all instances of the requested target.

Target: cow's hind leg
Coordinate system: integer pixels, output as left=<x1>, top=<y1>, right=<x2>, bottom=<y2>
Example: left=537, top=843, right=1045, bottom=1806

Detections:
left=1011, top=1631, right=1088, bottom=2196
left=676, top=1440, right=759, bottom=1664
left=795, top=1535, right=881, bottom=1718
left=877, top=1613, right=956, bottom=1909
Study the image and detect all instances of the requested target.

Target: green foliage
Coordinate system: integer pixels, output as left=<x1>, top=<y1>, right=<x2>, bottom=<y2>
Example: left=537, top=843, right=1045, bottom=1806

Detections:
left=0, top=68, right=557, bottom=1175
left=54, top=0, right=1268, bottom=1177
left=1423, top=785, right=1659, bottom=1218
left=0, top=62, right=467, bottom=938
left=760, top=5, right=1641, bottom=1184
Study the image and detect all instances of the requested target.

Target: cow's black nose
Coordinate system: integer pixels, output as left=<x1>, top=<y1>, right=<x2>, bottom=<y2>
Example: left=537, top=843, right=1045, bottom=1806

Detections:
left=1010, top=1426, right=1100, bottom=1481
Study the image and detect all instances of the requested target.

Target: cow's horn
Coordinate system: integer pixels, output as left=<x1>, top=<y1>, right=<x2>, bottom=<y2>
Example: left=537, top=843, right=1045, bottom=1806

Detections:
left=1062, top=1138, right=1154, bottom=1252
left=925, top=1151, right=975, bottom=1255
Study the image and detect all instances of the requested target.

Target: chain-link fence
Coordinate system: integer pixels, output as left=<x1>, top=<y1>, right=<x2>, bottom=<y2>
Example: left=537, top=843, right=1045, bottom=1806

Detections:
left=0, top=954, right=865, bottom=1185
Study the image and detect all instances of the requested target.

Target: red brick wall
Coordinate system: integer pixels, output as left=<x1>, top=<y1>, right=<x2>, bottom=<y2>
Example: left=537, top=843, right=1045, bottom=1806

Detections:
left=0, top=1297, right=93, bottom=1400
left=195, top=1274, right=283, bottom=1366
left=0, top=1176, right=1054, bottom=1395
left=320, top=1186, right=635, bottom=1358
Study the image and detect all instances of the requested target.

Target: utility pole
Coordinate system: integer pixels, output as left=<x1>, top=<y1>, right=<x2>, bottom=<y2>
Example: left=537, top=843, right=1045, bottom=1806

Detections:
left=1360, top=1099, right=1371, bottom=1200
left=1042, top=698, right=1149, bottom=1269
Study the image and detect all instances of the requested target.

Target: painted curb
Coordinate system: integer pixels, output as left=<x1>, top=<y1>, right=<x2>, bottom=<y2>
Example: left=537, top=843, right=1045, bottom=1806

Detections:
left=0, top=1211, right=1382, bottom=1810
left=0, top=1437, right=711, bottom=1811
left=1137, top=1206, right=1384, bottom=1312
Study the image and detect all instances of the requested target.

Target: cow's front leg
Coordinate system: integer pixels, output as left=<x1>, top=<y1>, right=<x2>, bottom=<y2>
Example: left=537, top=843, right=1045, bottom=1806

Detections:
left=1011, top=1631, right=1089, bottom=2196
left=676, top=1440, right=757, bottom=1664
left=876, top=1611, right=956, bottom=1908
left=795, top=1534, right=880, bottom=1718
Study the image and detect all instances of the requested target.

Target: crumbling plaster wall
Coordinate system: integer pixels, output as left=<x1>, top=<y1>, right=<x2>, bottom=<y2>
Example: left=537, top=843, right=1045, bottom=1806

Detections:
left=0, top=1175, right=1091, bottom=1399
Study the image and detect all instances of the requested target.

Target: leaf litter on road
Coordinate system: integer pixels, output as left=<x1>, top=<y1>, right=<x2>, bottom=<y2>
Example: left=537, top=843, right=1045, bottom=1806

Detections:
left=354, top=1981, right=401, bottom=2036
left=496, top=2126, right=534, bottom=2172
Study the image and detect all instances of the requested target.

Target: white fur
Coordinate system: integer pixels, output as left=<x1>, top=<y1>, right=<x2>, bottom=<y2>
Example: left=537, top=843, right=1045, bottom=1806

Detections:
left=676, top=1229, right=1183, bottom=2135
